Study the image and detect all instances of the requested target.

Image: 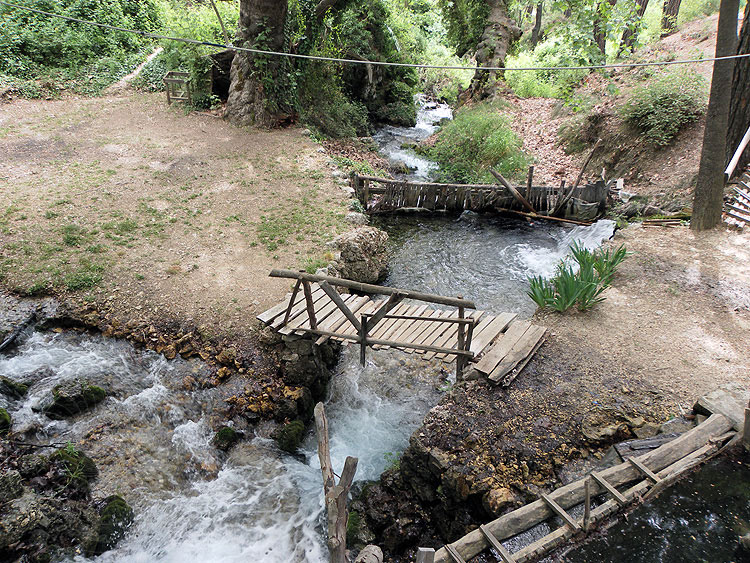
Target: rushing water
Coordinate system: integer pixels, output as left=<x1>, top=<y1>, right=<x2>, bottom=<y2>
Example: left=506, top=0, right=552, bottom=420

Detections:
left=379, top=213, right=616, bottom=317
left=0, top=330, right=444, bottom=562
left=372, top=95, right=452, bottom=179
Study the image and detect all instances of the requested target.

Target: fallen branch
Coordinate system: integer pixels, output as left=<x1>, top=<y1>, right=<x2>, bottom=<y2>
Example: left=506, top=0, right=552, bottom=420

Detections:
left=0, top=311, right=37, bottom=354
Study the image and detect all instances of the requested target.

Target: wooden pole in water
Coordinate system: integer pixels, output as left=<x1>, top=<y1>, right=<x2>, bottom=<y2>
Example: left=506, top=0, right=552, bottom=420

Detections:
left=744, top=400, right=750, bottom=452
left=583, top=476, right=591, bottom=532
left=315, top=402, right=359, bottom=563
left=457, top=298, right=465, bottom=381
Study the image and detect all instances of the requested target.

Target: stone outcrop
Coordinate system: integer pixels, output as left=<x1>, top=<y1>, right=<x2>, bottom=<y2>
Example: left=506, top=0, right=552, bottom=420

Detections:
left=327, top=226, right=389, bottom=283
left=39, top=379, right=106, bottom=420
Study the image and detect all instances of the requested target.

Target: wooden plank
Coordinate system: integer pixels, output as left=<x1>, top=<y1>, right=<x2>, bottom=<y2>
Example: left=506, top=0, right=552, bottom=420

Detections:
left=257, top=292, right=298, bottom=324
left=445, top=545, right=466, bottom=563
left=539, top=493, right=581, bottom=531
left=368, top=302, right=411, bottom=340
left=420, top=311, right=459, bottom=350
left=478, top=524, right=517, bottom=563
left=316, top=295, right=368, bottom=339
left=497, top=333, right=546, bottom=387
left=382, top=305, right=430, bottom=344
left=396, top=309, right=443, bottom=351
left=283, top=291, right=353, bottom=334
left=271, top=286, right=325, bottom=329
left=336, top=301, right=379, bottom=340
left=416, top=548, right=436, bottom=563
left=628, top=457, right=661, bottom=483
left=282, top=280, right=302, bottom=325
left=365, top=293, right=405, bottom=332
left=269, top=269, right=476, bottom=309
left=590, top=471, right=627, bottom=506
left=489, top=325, right=547, bottom=384
left=474, top=321, right=532, bottom=374
left=470, top=313, right=517, bottom=355
left=428, top=311, right=483, bottom=360
left=410, top=310, right=453, bottom=350
left=318, top=281, right=362, bottom=334
left=725, top=210, right=750, bottom=224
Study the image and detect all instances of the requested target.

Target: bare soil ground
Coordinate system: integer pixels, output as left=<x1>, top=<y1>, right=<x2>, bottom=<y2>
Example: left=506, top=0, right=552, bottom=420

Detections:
left=0, top=92, right=352, bottom=339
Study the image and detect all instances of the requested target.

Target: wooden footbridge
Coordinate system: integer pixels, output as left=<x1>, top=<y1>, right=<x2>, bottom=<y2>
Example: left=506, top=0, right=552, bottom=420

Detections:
left=258, top=270, right=546, bottom=382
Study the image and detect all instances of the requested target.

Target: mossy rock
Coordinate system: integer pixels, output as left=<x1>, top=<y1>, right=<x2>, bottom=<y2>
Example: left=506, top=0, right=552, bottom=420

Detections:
left=86, top=495, right=134, bottom=555
left=17, top=453, right=50, bottom=478
left=50, top=446, right=98, bottom=491
left=212, top=426, right=242, bottom=452
left=0, top=407, right=10, bottom=434
left=0, top=376, right=29, bottom=399
left=42, top=379, right=106, bottom=419
left=274, top=420, right=305, bottom=453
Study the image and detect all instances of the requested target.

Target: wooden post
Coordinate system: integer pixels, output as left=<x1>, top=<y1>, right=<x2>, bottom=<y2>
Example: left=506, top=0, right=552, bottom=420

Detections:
left=302, top=280, right=317, bottom=330
left=456, top=299, right=465, bottom=380
left=416, top=548, right=436, bottom=563
left=364, top=179, right=370, bottom=209
left=583, top=476, right=591, bottom=532
left=359, top=314, right=367, bottom=366
left=315, top=403, right=359, bottom=563
left=744, top=400, right=750, bottom=452
left=282, top=279, right=302, bottom=326
left=525, top=166, right=534, bottom=199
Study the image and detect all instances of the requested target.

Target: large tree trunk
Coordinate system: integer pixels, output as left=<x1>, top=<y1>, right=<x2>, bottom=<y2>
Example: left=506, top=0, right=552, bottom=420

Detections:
left=593, top=0, right=617, bottom=55
left=465, top=0, right=521, bottom=99
left=661, top=0, right=683, bottom=36
left=530, top=2, right=544, bottom=48
left=226, top=0, right=291, bottom=127
left=619, top=0, right=650, bottom=55
left=726, top=1, right=750, bottom=177
left=691, top=0, right=740, bottom=231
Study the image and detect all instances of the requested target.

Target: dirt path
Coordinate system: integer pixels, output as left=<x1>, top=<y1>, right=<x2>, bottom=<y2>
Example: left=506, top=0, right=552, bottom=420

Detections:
left=0, top=92, right=351, bottom=340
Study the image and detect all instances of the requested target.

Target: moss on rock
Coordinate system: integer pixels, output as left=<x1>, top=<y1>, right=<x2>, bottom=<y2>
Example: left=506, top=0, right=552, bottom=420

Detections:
left=50, top=445, right=98, bottom=492
left=274, top=420, right=305, bottom=453
left=212, top=426, right=241, bottom=451
left=87, top=495, right=134, bottom=555
left=0, top=407, right=10, bottom=434
left=0, top=376, right=29, bottom=399
left=42, top=380, right=106, bottom=419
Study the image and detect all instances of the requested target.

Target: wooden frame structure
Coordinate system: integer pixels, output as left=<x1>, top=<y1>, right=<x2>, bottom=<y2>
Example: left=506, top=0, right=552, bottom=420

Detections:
left=163, top=71, right=192, bottom=105
left=269, top=269, right=478, bottom=378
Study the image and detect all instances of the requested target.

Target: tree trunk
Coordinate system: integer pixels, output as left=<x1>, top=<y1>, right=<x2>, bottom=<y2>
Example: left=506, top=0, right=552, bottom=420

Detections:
left=226, top=0, right=291, bottom=127
left=619, top=0, right=650, bottom=54
left=691, top=0, right=740, bottom=231
left=593, top=0, right=617, bottom=55
left=661, top=0, right=683, bottom=37
left=530, top=2, right=544, bottom=48
left=726, top=0, right=750, bottom=177
left=465, top=0, right=521, bottom=98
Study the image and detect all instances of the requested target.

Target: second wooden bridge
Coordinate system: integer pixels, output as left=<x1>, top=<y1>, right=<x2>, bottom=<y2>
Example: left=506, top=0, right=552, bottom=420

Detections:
left=258, top=270, right=546, bottom=383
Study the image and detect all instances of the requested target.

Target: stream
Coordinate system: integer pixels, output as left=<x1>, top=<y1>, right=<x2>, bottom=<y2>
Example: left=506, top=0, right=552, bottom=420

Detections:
left=1, top=97, right=641, bottom=562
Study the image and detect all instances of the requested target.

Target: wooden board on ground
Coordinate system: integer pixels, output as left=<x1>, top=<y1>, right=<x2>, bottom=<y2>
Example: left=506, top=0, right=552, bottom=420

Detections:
left=470, top=313, right=517, bottom=356
left=474, top=320, right=532, bottom=374
left=488, top=325, right=547, bottom=384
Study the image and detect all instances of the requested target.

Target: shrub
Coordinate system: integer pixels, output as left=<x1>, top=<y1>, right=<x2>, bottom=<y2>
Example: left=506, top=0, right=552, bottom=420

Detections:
left=620, top=69, right=707, bottom=146
left=527, top=241, right=628, bottom=312
left=426, top=103, right=529, bottom=183
left=505, top=37, right=593, bottom=99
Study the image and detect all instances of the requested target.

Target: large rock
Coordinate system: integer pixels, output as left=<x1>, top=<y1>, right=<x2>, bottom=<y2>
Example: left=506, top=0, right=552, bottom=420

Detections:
left=40, top=379, right=106, bottom=419
left=328, top=227, right=389, bottom=283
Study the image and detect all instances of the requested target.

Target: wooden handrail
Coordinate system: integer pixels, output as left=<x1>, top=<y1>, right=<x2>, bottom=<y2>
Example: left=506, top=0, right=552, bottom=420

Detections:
left=269, top=269, right=476, bottom=309
left=725, top=124, right=750, bottom=180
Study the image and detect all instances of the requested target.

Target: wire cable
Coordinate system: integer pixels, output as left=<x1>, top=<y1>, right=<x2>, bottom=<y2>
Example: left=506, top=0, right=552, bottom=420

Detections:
left=1, top=0, right=749, bottom=73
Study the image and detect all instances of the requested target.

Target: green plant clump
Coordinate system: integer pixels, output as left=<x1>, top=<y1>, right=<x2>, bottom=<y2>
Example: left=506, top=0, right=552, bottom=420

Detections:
left=620, top=69, right=707, bottom=147
left=527, top=242, right=628, bottom=312
left=275, top=420, right=306, bottom=453
left=88, top=495, right=134, bottom=555
left=0, top=407, right=10, bottom=434
left=427, top=103, right=529, bottom=183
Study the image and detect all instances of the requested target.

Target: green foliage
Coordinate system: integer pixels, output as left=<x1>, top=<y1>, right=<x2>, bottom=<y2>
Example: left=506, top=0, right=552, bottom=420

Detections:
left=527, top=242, right=628, bottom=312
left=426, top=103, right=529, bottom=183
left=0, top=407, right=10, bottom=434
left=212, top=426, right=241, bottom=451
left=620, top=69, right=707, bottom=146
left=50, top=443, right=98, bottom=491
left=0, top=0, right=159, bottom=76
left=437, top=0, right=489, bottom=58
left=505, top=37, right=593, bottom=98
left=275, top=420, right=306, bottom=453
left=88, top=495, right=134, bottom=555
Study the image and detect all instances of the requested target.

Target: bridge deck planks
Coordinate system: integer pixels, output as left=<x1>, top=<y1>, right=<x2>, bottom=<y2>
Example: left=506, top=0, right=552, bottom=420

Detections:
left=258, top=287, right=545, bottom=379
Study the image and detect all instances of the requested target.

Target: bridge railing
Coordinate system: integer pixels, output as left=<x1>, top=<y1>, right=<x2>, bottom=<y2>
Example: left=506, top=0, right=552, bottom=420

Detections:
left=269, top=269, right=478, bottom=378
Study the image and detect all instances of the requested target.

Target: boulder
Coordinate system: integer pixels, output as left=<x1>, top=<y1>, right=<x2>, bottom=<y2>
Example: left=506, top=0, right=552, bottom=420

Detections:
left=328, top=226, right=389, bottom=283
left=274, top=420, right=306, bottom=453
left=0, top=376, right=28, bottom=399
left=41, top=380, right=106, bottom=419
left=481, top=487, right=517, bottom=517
left=581, top=408, right=632, bottom=444
left=0, top=408, right=10, bottom=434
left=86, top=495, right=134, bottom=556
left=212, top=426, right=242, bottom=452
left=0, top=470, right=24, bottom=503
left=346, top=212, right=369, bottom=225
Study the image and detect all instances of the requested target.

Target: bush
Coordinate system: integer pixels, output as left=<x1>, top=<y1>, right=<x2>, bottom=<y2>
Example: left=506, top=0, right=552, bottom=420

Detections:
left=620, top=69, right=707, bottom=146
left=426, top=103, right=529, bottom=183
left=0, top=0, right=160, bottom=77
left=527, top=242, right=627, bottom=312
left=505, top=37, right=593, bottom=99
